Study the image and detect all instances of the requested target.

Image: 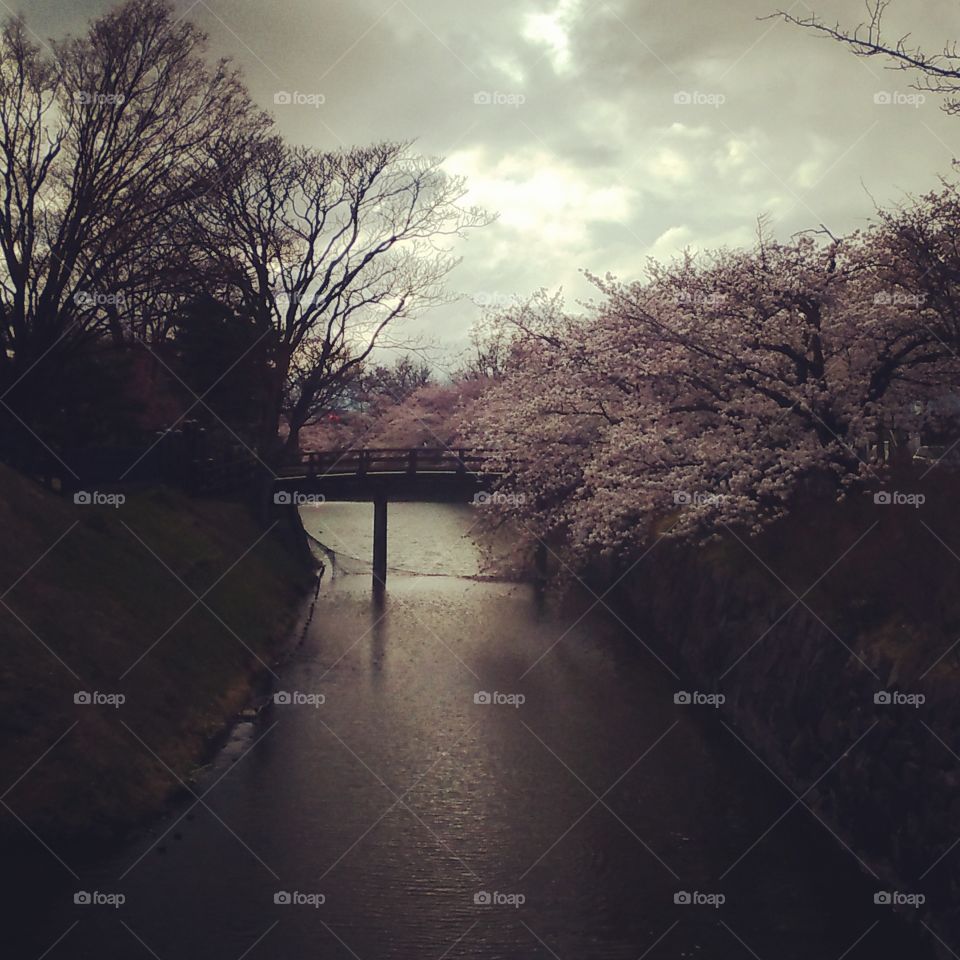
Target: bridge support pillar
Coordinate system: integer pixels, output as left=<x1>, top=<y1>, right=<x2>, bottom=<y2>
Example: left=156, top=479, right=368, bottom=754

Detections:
left=373, top=496, right=388, bottom=592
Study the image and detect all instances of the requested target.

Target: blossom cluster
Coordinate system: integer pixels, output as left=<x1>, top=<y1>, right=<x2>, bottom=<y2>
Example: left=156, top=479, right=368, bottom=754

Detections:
left=463, top=187, right=960, bottom=566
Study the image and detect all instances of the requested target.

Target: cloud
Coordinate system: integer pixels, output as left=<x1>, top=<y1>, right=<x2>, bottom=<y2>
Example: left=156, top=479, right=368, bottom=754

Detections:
left=19, top=0, right=959, bottom=355
left=521, top=0, right=584, bottom=75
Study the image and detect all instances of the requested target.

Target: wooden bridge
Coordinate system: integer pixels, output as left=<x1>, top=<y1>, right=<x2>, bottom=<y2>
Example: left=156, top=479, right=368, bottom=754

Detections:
left=275, top=448, right=503, bottom=590
left=9, top=437, right=507, bottom=593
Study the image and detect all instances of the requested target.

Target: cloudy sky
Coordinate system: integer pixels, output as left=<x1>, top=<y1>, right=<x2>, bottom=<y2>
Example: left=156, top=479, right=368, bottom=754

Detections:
left=17, top=0, right=960, bottom=361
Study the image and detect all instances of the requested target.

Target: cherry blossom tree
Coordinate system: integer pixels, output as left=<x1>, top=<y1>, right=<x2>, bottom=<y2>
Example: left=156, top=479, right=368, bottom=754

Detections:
left=465, top=205, right=960, bottom=566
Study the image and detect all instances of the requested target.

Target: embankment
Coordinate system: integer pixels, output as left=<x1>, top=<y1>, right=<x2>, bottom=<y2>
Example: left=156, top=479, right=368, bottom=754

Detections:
left=0, top=464, right=314, bottom=847
left=607, top=468, right=960, bottom=948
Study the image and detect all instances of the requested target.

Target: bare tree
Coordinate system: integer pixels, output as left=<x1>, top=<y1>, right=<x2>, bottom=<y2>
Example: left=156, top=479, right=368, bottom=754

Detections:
left=361, top=354, right=434, bottom=408
left=0, top=0, right=264, bottom=439
left=456, top=310, right=517, bottom=382
left=192, top=138, right=490, bottom=462
left=771, top=1, right=960, bottom=113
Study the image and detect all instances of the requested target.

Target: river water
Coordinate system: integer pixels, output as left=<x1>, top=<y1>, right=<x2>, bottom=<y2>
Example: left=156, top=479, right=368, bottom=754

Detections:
left=13, top=503, right=928, bottom=958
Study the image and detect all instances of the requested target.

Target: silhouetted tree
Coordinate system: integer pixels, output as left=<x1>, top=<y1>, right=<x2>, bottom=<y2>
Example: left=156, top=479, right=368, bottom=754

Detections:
left=190, top=138, right=489, bottom=462
left=0, top=0, right=264, bottom=452
left=772, top=1, right=960, bottom=114
left=170, top=295, right=270, bottom=440
left=361, top=355, right=434, bottom=408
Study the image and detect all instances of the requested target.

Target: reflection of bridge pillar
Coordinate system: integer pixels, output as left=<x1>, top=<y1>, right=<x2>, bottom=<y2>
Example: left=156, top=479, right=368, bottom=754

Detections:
left=373, top=496, right=388, bottom=592
left=535, top=540, right=548, bottom=583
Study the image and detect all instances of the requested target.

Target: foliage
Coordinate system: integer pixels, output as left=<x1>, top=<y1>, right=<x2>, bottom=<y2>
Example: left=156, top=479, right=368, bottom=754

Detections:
left=464, top=197, right=960, bottom=565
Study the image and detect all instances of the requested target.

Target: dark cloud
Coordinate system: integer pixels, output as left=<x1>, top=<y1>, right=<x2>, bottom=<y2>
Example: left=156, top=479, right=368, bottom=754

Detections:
left=15, top=0, right=960, bottom=356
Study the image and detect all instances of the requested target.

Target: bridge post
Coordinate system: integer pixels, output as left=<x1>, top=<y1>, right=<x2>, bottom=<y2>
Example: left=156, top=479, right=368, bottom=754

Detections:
left=373, top=496, right=388, bottom=592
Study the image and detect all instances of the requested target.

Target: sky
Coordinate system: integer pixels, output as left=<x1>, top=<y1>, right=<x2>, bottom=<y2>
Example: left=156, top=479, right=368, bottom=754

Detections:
left=16, top=0, right=960, bottom=363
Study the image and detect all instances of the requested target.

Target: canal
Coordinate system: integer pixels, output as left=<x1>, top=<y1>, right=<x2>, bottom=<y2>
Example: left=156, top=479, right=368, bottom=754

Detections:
left=12, top=503, right=929, bottom=958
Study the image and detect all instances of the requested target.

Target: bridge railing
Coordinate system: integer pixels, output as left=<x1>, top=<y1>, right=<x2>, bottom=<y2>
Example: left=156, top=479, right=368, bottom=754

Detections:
left=288, top=447, right=497, bottom=479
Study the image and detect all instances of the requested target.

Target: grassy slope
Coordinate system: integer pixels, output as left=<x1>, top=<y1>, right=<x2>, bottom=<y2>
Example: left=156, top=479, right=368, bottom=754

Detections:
left=0, top=465, right=313, bottom=844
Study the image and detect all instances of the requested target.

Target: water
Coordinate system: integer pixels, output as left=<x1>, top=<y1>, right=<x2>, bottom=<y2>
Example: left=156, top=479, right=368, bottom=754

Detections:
left=10, top=503, right=929, bottom=958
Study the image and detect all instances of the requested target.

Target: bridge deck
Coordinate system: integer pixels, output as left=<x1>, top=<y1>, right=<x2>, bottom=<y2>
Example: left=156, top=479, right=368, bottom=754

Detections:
left=275, top=448, right=503, bottom=504
left=275, top=448, right=505, bottom=584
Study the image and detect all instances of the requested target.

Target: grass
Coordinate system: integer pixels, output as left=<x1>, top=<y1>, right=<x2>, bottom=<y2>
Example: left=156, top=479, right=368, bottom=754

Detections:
left=0, top=465, right=313, bottom=846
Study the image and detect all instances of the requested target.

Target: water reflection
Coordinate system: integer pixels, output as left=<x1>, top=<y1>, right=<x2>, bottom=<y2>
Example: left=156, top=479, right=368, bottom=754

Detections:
left=10, top=503, right=931, bottom=960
